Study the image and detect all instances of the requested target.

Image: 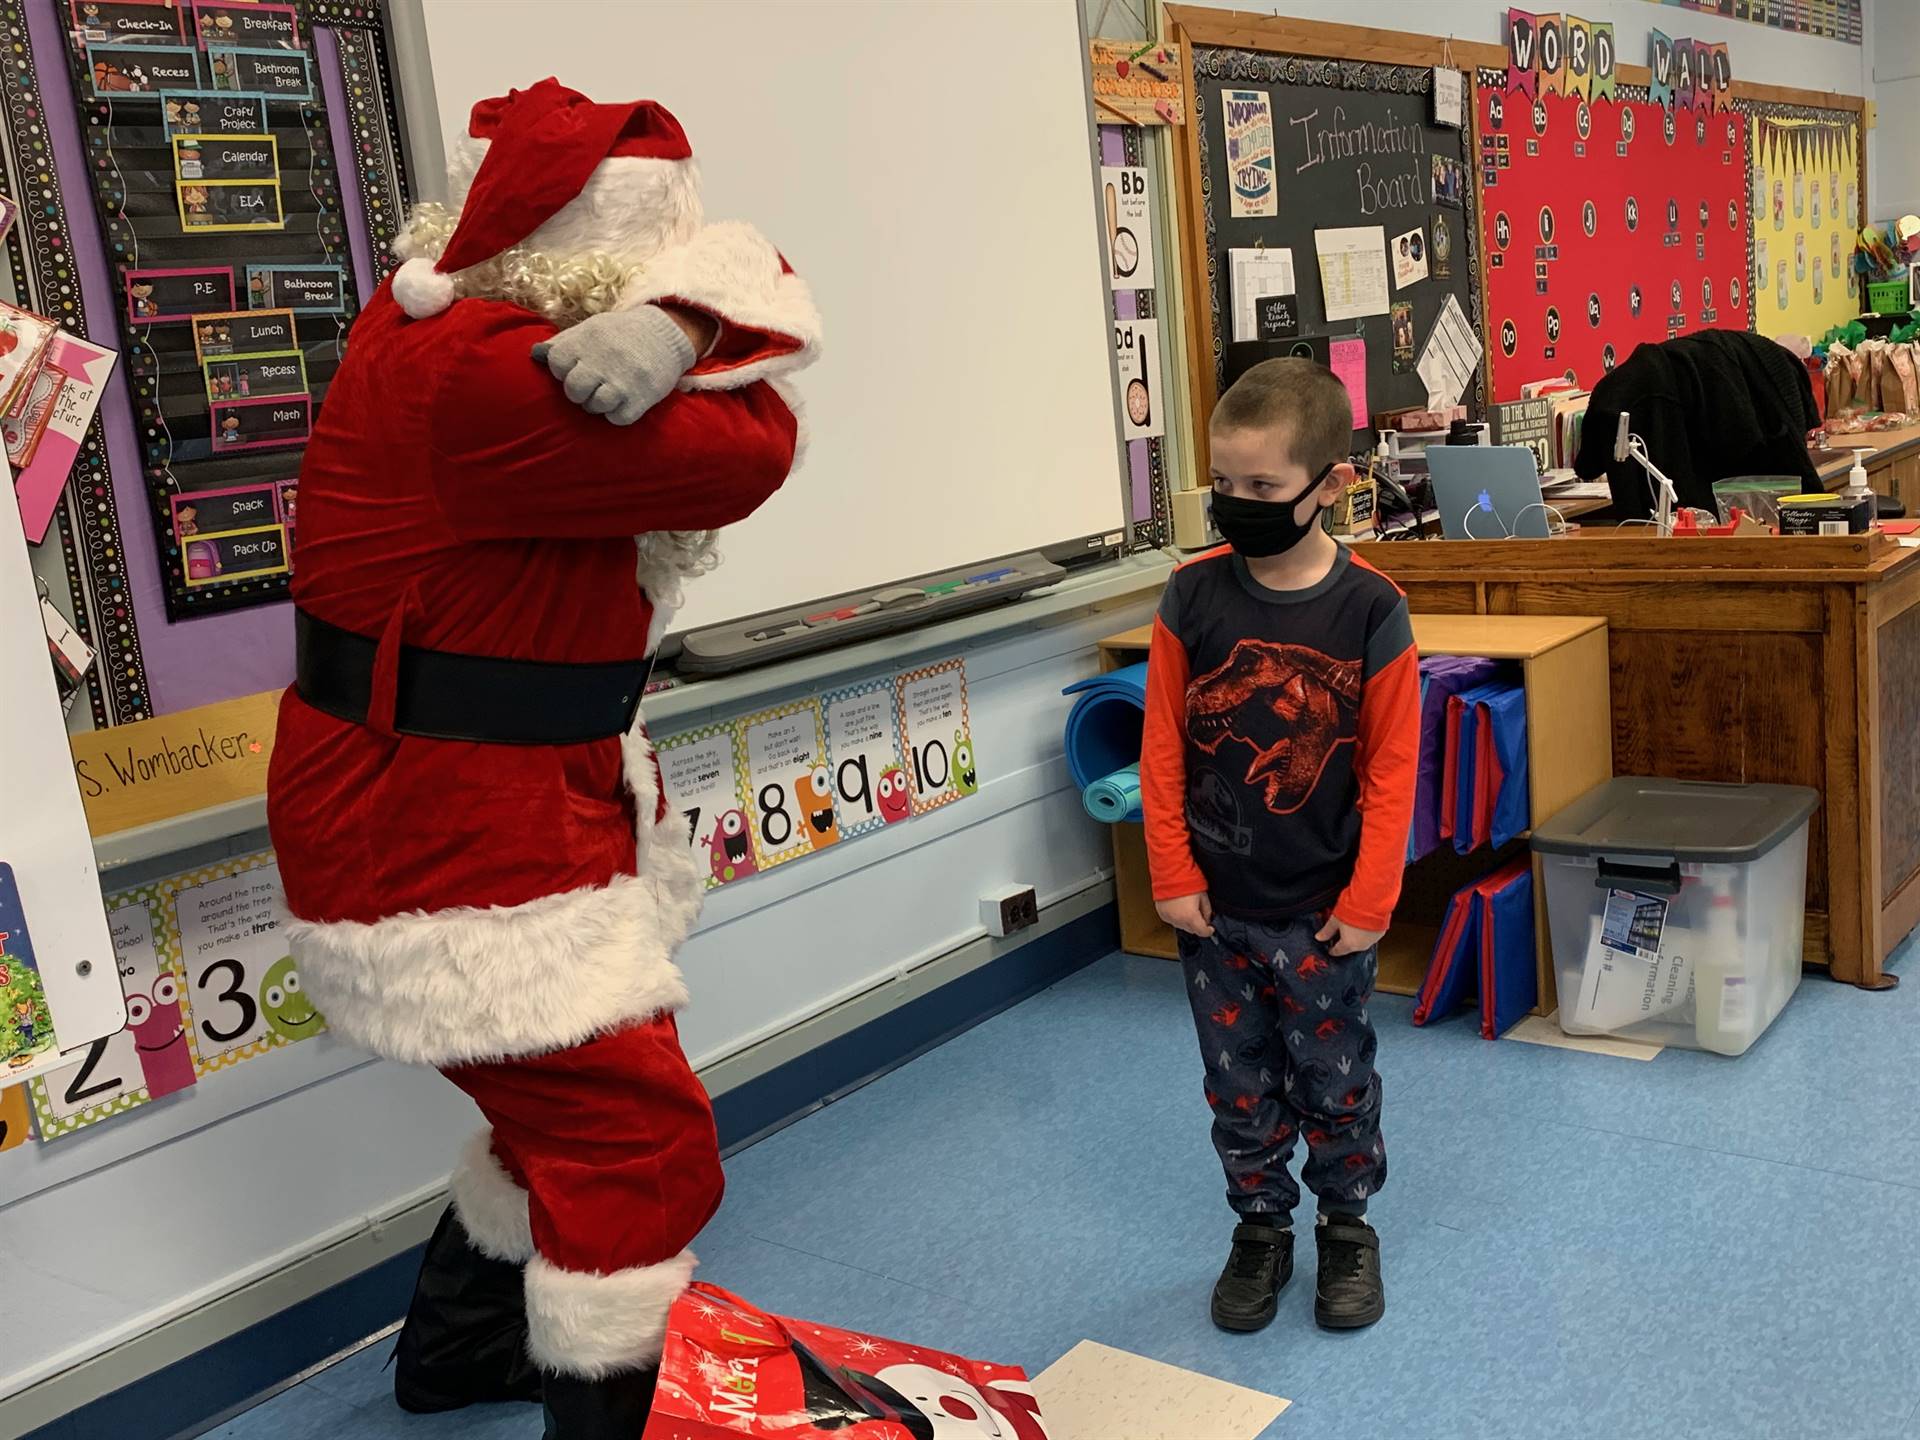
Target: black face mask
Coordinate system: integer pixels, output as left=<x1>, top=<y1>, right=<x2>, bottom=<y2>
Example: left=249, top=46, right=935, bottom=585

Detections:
left=1211, top=463, right=1334, bottom=558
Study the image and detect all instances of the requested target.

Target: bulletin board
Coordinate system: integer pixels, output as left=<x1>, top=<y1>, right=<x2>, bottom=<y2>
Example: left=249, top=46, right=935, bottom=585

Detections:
left=2, top=0, right=412, bottom=727
left=1745, top=106, right=1861, bottom=341
left=1477, top=80, right=1749, bottom=402
left=1185, top=45, right=1483, bottom=436
left=56, top=2, right=364, bottom=623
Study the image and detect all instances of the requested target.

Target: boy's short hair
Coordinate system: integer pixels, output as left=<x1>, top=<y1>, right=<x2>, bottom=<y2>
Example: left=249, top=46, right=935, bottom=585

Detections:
left=1209, top=358, right=1353, bottom=475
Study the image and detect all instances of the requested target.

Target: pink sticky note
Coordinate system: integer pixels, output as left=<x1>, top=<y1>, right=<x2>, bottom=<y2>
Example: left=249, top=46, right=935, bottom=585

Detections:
left=1329, top=336, right=1368, bottom=430
left=14, top=333, right=115, bottom=544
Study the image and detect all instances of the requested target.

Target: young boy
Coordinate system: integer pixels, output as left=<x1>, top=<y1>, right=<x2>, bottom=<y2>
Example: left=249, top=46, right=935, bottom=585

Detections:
left=1141, top=359, right=1420, bottom=1335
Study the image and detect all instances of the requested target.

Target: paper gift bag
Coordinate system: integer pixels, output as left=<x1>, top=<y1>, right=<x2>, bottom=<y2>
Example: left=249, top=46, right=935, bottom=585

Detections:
left=646, top=1282, right=1050, bottom=1439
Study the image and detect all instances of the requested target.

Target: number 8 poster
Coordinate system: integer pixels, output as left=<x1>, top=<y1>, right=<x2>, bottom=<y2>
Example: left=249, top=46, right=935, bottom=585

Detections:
left=167, top=852, right=324, bottom=1073
left=739, top=700, right=834, bottom=869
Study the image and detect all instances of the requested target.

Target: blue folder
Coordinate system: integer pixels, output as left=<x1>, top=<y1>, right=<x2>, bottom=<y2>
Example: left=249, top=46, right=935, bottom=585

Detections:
left=1412, top=857, right=1537, bottom=1039
left=1477, top=859, right=1538, bottom=1039
left=1410, top=656, right=1499, bottom=863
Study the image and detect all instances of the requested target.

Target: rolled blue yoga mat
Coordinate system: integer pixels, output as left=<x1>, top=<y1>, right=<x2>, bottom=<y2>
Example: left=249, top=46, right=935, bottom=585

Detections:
left=1060, top=662, right=1150, bottom=791
left=1083, top=764, right=1143, bottom=824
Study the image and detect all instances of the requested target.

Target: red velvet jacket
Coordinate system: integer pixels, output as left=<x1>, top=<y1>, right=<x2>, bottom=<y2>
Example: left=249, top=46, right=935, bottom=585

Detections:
left=267, top=265, right=817, bottom=1068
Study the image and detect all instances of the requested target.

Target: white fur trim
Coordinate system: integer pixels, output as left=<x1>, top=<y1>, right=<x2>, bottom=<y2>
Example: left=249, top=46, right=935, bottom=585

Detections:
left=525, top=1250, right=697, bottom=1378
left=392, top=257, right=455, bottom=319
left=450, top=1130, right=535, bottom=1263
left=445, top=137, right=704, bottom=271
left=642, top=593, right=677, bottom=656
left=616, top=221, right=822, bottom=388
left=288, top=728, right=702, bottom=1066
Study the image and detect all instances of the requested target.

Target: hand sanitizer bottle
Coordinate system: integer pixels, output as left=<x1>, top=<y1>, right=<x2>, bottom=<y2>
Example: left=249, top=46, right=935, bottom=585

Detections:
left=1693, top=875, right=1751, bottom=1054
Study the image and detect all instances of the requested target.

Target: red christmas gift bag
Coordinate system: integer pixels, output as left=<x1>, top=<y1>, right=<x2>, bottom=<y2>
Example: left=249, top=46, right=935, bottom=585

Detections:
left=644, top=1283, right=1051, bottom=1440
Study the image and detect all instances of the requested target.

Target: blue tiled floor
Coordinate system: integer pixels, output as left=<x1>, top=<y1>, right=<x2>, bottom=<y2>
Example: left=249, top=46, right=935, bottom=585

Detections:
left=214, top=937, right=1920, bottom=1440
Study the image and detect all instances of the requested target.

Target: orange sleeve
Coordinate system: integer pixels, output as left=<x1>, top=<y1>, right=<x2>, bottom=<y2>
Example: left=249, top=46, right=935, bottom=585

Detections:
left=1333, top=643, right=1421, bottom=932
left=1141, top=614, right=1208, bottom=902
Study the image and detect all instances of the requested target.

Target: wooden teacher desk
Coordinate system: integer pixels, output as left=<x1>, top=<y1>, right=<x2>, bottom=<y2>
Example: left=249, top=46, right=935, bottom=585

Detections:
left=1359, top=531, right=1920, bottom=989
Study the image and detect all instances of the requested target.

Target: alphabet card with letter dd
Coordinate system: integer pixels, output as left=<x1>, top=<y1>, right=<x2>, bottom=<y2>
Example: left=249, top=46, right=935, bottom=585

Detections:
left=655, top=658, right=974, bottom=892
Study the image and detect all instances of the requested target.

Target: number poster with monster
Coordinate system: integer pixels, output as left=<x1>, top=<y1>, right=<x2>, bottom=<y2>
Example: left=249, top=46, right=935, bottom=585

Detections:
left=26, top=853, right=327, bottom=1142
left=655, top=658, right=976, bottom=888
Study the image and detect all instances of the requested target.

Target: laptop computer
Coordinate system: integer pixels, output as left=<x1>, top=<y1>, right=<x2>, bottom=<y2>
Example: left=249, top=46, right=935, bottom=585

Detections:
left=1427, top=444, right=1554, bottom=540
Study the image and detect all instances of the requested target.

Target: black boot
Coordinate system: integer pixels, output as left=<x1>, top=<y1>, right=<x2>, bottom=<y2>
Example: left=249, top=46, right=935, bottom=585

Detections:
left=1314, top=1215, right=1385, bottom=1329
left=392, top=1206, right=543, bottom=1413
left=1211, top=1219, right=1293, bottom=1333
left=542, top=1367, right=659, bottom=1439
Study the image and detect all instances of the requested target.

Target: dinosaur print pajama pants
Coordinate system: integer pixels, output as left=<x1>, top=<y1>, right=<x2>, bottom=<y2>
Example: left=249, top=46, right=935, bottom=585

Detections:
left=1178, top=911, right=1386, bottom=1220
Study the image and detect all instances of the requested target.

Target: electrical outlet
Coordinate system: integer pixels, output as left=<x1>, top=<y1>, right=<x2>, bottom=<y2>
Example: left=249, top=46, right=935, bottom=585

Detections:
left=981, top=885, right=1039, bottom=937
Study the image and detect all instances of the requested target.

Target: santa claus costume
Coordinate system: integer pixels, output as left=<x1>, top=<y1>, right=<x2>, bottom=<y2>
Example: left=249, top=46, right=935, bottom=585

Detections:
left=265, top=80, right=819, bottom=1437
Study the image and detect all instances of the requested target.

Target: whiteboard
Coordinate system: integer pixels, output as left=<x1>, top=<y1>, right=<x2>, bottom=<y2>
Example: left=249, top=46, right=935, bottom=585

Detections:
left=0, top=459, right=126, bottom=1078
left=415, top=0, right=1127, bottom=636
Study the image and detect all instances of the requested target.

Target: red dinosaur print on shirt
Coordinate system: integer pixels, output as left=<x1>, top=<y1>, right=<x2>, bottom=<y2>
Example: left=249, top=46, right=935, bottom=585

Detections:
left=1185, top=641, right=1363, bottom=816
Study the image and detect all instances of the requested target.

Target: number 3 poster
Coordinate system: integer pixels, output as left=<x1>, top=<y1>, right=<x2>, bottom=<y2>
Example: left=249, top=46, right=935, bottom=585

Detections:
left=168, top=852, right=324, bottom=1073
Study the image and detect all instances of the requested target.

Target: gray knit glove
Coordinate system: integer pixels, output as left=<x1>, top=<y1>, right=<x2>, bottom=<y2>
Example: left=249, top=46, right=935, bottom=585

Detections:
left=532, top=304, right=697, bottom=427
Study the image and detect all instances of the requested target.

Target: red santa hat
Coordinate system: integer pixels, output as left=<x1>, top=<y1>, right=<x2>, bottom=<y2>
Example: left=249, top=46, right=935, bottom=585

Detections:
left=393, top=79, right=696, bottom=320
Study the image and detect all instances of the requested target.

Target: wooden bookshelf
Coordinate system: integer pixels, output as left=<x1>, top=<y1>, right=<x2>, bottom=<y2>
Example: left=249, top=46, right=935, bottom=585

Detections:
left=1095, top=613, right=1613, bottom=1015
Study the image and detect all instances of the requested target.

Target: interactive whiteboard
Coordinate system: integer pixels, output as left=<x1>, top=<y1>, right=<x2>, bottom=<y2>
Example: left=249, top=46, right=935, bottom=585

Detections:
left=415, top=0, right=1129, bottom=636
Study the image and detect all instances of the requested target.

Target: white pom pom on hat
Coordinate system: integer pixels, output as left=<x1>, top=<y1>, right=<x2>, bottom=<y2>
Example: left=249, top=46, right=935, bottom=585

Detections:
left=392, top=257, right=458, bottom=319
left=395, top=78, right=693, bottom=321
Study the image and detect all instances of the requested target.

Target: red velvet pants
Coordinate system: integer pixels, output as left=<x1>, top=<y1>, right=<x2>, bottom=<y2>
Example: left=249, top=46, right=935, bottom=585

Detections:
left=441, top=1013, right=724, bottom=1377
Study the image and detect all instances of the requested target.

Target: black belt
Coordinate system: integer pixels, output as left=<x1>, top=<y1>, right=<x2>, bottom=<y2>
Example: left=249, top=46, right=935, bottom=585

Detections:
left=295, top=609, right=653, bottom=746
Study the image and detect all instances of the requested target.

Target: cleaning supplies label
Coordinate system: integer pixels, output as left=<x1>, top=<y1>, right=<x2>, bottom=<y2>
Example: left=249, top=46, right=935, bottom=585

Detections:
left=1569, top=889, right=1695, bottom=1034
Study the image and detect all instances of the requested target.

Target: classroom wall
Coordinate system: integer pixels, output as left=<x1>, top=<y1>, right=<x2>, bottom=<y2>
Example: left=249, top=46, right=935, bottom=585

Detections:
left=1870, top=0, right=1920, bottom=217
left=1135, top=0, right=1875, bottom=98
left=0, top=603, right=1148, bottom=1406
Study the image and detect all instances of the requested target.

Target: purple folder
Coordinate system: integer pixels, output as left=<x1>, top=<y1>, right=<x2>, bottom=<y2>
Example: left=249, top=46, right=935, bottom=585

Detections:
left=1409, top=656, right=1499, bottom=863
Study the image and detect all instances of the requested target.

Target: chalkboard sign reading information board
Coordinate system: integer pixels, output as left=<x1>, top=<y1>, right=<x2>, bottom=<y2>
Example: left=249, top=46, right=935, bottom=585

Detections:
left=1192, top=47, right=1483, bottom=437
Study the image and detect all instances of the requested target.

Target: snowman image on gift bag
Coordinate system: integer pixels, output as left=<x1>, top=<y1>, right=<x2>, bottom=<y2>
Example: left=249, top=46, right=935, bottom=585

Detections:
left=861, top=1363, right=1050, bottom=1440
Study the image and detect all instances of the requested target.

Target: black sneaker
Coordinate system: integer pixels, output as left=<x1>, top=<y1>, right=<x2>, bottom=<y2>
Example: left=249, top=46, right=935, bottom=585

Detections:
left=1314, top=1216, right=1385, bottom=1329
left=1211, top=1220, right=1293, bottom=1332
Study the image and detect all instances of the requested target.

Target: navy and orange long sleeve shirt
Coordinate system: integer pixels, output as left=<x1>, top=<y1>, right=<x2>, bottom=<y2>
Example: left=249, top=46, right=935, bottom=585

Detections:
left=1140, top=546, right=1422, bottom=932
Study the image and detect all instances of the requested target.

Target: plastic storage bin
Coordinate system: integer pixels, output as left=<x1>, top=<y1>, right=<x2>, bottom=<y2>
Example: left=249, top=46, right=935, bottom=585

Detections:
left=1531, top=779, right=1818, bottom=1055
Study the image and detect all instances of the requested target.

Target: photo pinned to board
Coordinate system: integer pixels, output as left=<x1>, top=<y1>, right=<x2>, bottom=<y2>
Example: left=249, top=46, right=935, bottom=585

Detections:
left=1390, top=301, right=1416, bottom=373
left=1392, top=225, right=1428, bottom=289
left=1431, top=153, right=1465, bottom=208
left=1430, top=211, right=1454, bottom=280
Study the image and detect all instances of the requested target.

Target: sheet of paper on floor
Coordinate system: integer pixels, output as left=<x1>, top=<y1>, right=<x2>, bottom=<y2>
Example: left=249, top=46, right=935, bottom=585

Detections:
left=1032, top=1340, right=1289, bottom=1440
